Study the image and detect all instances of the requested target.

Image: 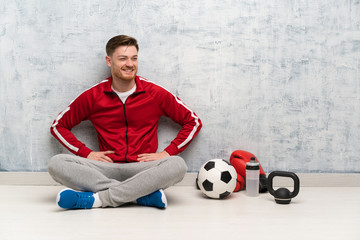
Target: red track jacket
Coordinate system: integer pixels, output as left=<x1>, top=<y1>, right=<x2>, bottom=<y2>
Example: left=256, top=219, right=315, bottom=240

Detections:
left=50, top=76, right=202, bottom=163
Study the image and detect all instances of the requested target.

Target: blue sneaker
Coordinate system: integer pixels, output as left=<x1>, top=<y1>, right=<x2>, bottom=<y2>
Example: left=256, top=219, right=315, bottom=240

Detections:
left=136, top=189, right=167, bottom=209
left=57, top=188, right=95, bottom=209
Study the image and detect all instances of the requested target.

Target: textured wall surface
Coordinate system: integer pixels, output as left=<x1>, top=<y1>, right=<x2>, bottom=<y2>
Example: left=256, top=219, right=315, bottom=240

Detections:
left=0, top=0, right=359, bottom=172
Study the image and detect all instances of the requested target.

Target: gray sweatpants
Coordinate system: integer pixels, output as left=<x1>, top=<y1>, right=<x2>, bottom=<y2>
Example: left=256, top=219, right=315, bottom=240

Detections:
left=48, top=154, right=187, bottom=207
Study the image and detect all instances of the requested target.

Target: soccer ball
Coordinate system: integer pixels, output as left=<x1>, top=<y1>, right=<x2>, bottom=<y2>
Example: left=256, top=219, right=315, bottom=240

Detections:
left=197, top=159, right=237, bottom=199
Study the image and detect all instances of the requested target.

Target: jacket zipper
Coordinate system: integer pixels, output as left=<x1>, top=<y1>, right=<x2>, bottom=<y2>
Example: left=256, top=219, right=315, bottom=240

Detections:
left=109, top=91, right=129, bottom=163
left=120, top=92, right=145, bottom=162
left=122, top=102, right=129, bottom=163
left=108, top=89, right=145, bottom=162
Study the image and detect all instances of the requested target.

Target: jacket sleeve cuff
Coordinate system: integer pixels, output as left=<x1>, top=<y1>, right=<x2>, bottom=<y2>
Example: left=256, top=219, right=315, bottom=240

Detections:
left=78, top=146, right=93, bottom=158
left=164, top=144, right=180, bottom=156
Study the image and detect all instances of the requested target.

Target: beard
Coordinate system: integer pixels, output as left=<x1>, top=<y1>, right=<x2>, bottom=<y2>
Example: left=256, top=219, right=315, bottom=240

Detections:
left=113, top=67, right=137, bottom=81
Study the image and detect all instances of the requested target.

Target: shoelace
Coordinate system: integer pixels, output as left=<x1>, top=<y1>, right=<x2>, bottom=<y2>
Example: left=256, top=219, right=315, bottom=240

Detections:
left=74, top=192, right=93, bottom=209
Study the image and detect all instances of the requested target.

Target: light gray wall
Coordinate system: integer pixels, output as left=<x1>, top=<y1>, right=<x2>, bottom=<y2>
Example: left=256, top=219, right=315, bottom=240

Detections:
left=1, top=0, right=359, bottom=173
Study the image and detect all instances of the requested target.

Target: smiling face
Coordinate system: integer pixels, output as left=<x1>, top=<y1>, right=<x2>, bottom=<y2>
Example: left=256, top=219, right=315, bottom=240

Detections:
left=106, top=45, right=138, bottom=82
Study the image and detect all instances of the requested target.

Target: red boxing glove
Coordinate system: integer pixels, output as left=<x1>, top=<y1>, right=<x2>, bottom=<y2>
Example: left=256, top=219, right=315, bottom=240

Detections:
left=230, top=150, right=267, bottom=192
left=234, top=173, right=245, bottom=192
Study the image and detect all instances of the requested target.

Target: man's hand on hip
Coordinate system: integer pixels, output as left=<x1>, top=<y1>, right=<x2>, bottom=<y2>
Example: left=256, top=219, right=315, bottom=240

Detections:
left=137, top=151, right=170, bottom=162
left=87, top=151, right=115, bottom=163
